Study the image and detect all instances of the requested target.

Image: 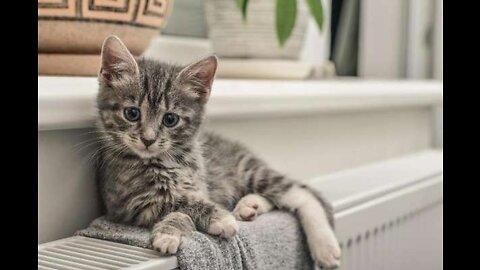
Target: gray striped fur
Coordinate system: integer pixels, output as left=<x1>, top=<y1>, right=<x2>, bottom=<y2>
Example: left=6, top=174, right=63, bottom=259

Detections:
left=95, top=36, right=340, bottom=269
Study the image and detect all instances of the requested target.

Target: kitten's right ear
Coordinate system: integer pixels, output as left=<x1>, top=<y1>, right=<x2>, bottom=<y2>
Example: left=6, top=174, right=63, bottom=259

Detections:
left=176, top=55, right=218, bottom=104
left=99, top=36, right=139, bottom=84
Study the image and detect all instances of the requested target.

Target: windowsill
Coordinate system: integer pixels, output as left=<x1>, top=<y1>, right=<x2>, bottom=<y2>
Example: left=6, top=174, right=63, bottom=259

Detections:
left=38, top=76, right=442, bottom=131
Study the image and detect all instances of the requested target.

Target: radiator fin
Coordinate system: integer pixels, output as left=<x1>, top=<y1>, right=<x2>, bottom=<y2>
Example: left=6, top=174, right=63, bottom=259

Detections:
left=338, top=203, right=442, bottom=270
left=38, top=236, right=178, bottom=270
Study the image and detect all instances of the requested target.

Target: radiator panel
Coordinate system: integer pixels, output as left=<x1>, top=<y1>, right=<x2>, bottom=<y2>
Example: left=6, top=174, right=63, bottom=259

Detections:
left=335, top=178, right=442, bottom=270
left=38, top=237, right=178, bottom=270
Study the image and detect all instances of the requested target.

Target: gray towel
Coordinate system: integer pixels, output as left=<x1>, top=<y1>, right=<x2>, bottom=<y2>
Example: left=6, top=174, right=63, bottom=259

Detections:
left=75, top=211, right=314, bottom=270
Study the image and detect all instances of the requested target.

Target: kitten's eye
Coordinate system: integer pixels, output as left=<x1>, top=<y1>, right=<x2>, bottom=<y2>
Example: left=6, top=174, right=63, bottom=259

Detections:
left=124, top=107, right=141, bottom=122
left=162, top=113, right=179, bottom=127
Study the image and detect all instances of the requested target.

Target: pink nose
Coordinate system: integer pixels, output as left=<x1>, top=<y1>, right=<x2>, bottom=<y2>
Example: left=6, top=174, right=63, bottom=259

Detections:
left=141, top=137, right=155, bottom=147
left=141, top=127, right=156, bottom=147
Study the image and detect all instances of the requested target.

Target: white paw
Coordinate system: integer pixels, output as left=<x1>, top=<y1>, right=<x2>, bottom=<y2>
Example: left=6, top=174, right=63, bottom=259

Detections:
left=207, top=214, right=239, bottom=238
left=309, top=231, right=341, bottom=269
left=151, top=233, right=181, bottom=254
left=233, top=194, right=273, bottom=221
left=233, top=203, right=258, bottom=221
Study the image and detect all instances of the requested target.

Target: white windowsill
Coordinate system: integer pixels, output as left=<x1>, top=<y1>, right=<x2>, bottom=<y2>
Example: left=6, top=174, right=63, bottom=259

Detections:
left=38, top=76, right=443, bottom=131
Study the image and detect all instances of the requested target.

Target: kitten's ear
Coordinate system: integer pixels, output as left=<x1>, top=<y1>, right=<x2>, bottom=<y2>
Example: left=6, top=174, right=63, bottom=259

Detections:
left=99, top=35, right=139, bottom=84
left=177, top=55, right=218, bottom=103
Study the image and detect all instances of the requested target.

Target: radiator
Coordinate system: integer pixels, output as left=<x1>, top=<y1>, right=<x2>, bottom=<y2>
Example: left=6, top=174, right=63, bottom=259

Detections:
left=38, top=150, right=442, bottom=270
left=315, top=150, right=443, bottom=270
left=335, top=179, right=442, bottom=270
left=38, top=236, right=177, bottom=270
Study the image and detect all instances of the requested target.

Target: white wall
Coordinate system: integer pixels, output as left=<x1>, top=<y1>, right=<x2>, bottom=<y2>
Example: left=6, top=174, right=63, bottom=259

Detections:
left=433, top=0, right=443, bottom=80
left=358, top=0, right=442, bottom=80
left=38, top=129, right=100, bottom=243
left=358, top=0, right=408, bottom=78
left=432, top=0, right=443, bottom=148
left=207, top=108, right=433, bottom=180
left=405, top=0, right=435, bottom=78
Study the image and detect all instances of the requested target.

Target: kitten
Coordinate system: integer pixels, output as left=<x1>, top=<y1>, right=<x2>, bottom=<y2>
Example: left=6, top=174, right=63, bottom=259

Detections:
left=95, top=36, right=341, bottom=269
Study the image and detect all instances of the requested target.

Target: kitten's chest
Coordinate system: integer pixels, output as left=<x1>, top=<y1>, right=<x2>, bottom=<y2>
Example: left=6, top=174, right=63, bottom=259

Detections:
left=110, top=172, right=172, bottom=226
left=116, top=157, right=192, bottom=189
left=112, top=163, right=201, bottom=225
left=117, top=165, right=187, bottom=201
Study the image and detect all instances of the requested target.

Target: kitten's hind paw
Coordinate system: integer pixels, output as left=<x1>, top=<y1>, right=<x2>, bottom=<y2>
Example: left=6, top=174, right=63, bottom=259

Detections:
left=233, top=203, right=258, bottom=221
left=233, top=194, right=273, bottom=221
left=311, top=236, right=341, bottom=269
left=207, top=214, right=238, bottom=238
left=151, top=233, right=181, bottom=254
left=315, top=255, right=340, bottom=270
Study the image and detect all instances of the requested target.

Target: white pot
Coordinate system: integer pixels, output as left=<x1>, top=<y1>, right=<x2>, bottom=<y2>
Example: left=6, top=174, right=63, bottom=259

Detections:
left=204, top=0, right=309, bottom=59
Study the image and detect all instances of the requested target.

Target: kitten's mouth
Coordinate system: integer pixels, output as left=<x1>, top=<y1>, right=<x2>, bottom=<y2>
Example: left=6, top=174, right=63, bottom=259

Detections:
left=136, top=149, right=159, bottom=159
left=129, top=145, right=159, bottom=159
left=123, top=138, right=163, bottom=159
left=145, top=148, right=157, bottom=154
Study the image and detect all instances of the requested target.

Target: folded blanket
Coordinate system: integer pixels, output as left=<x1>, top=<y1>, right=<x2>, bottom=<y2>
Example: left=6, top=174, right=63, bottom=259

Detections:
left=75, top=211, right=314, bottom=270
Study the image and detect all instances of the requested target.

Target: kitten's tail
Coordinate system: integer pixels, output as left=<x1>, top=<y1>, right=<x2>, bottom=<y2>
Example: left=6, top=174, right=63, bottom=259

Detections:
left=249, top=172, right=341, bottom=268
left=298, top=183, right=335, bottom=228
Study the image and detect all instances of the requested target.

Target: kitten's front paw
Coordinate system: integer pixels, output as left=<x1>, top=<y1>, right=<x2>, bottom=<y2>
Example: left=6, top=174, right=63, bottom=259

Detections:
left=207, top=214, right=238, bottom=238
left=233, top=194, right=273, bottom=221
left=151, top=232, right=182, bottom=254
left=310, top=232, right=341, bottom=269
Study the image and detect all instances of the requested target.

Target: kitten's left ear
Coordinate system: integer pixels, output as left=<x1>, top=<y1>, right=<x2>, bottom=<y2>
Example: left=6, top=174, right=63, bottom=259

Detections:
left=99, top=35, right=139, bottom=84
left=177, top=55, right=218, bottom=103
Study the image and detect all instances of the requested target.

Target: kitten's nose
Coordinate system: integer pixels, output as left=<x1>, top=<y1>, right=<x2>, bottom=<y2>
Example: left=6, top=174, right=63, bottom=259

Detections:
left=141, top=137, right=156, bottom=147
left=141, top=127, right=156, bottom=147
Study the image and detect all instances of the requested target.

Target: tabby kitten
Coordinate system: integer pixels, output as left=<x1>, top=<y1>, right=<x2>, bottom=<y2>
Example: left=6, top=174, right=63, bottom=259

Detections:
left=95, top=36, right=341, bottom=269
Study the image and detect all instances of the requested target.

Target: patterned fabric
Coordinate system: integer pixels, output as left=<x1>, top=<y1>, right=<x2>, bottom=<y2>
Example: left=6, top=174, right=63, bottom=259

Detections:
left=38, top=0, right=172, bottom=29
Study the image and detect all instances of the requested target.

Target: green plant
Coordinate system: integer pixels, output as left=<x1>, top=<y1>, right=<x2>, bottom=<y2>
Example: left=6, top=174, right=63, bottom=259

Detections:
left=235, top=0, right=324, bottom=46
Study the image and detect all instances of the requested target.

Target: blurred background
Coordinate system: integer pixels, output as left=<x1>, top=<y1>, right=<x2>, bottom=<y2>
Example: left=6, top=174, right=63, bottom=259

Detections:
left=159, top=0, right=443, bottom=80
left=38, top=0, right=443, bottom=81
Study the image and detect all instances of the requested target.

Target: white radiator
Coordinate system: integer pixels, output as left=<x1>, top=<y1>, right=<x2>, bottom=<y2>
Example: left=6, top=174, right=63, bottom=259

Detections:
left=39, top=150, right=442, bottom=270
left=334, top=179, right=442, bottom=270
left=315, top=150, right=443, bottom=270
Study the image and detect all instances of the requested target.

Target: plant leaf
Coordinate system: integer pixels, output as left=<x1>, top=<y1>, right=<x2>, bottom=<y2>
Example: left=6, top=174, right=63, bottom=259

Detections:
left=235, top=0, right=242, bottom=8
left=276, top=0, right=297, bottom=46
left=305, top=0, right=324, bottom=31
left=235, top=0, right=249, bottom=21
left=242, top=0, right=249, bottom=21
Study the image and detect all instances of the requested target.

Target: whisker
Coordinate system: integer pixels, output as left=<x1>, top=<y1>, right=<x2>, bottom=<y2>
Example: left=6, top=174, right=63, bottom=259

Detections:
left=74, top=137, right=115, bottom=154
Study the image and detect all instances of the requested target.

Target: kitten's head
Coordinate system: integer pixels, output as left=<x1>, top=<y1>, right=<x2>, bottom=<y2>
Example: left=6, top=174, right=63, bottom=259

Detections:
left=96, top=36, right=217, bottom=159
